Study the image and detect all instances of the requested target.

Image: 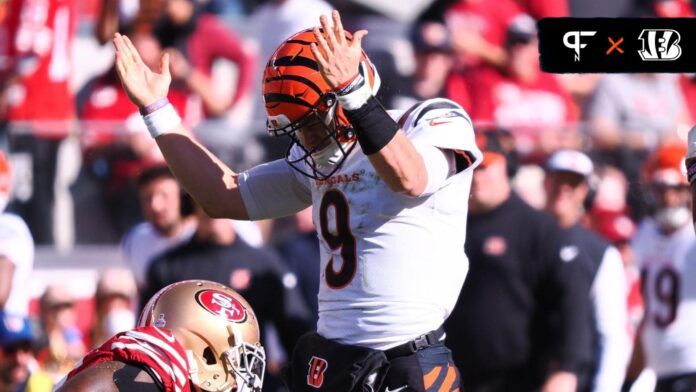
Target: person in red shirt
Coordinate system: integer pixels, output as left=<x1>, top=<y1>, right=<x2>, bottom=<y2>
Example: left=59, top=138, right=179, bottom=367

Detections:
left=153, top=0, right=255, bottom=118
left=465, top=14, right=578, bottom=161
left=0, top=0, right=77, bottom=244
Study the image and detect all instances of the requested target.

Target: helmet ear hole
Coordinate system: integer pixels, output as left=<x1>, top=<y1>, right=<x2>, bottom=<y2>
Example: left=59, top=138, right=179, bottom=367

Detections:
left=202, top=347, right=217, bottom=365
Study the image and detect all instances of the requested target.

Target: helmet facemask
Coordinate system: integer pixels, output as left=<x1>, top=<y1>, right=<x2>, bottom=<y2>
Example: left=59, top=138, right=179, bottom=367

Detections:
left=268, top=93, right=356, bottom=180
left=186, top=325, right=265, bottom=392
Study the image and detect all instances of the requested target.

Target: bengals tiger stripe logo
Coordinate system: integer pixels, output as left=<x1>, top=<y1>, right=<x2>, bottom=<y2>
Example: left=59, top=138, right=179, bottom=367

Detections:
left=306, top=356, right=328, bottom=388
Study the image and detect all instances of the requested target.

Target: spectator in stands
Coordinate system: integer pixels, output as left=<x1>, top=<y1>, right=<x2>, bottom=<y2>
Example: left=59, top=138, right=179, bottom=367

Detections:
left=0, top=151, right=35, bottom=322
left=586, top=73, right=690, bottom=219
left=38, top=285, right=86, bottom=382
left=0, top=314, right=53, bottom=392
left=153, top=0, right=255, bottom=118
left=389, top=21, right=455, bottom=111
left=94, top=0, right=173, bottom=46
left=142, top=202, right=313, bottom=386
left=631, top=142, right=696, bottom=391
left=445, top=131, right=593, bottom=392
left=544, top=150, right=631, bottom=391
left=0, top=0, right=78, bottom=245
left=121, top=164, right=197, bottom=287
left=91, top=268, right=138, bottom=347
left=274, top=207, right=320, bottom=321
left=77, top=32, right=200, bottom=242
left=465, top=14, right=578, bottom=160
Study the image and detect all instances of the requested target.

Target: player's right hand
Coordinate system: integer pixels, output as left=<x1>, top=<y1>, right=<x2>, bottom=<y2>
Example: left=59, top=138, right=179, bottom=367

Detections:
left=113, top=33, right=171, bottom=109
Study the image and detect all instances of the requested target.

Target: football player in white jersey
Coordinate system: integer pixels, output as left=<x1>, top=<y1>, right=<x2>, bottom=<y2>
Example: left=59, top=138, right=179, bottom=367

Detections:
left=631, top=142, right=696, bottom=392
left=113, top=10, right=480, bottom=391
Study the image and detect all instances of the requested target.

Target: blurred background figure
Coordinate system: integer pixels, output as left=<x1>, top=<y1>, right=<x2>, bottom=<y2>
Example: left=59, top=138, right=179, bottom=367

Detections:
left=36, top=285, right=85, bottom=383
left=465, top=14, right=578, bottom=161
left=121, top=164, right=197, bottom=287
left=0, top=0, right=78, bottom=246
left=544, top=150, right=631, bottom=391
left=141, top=202, right=312, bottom=389
left=0, top=151, right=35, bottom=323
left=75, top=31, right=200, bottom=243
left=274, top=207, right=320, bottom=322
left=630, top=142, right=696, bottom=392
left=0, top=314, right=52, bottom=392
left=586, top=74, right=691, bottom=221
left=91, top=268, right=137, bottom=347
left=445, top=131, right=593, bottom=392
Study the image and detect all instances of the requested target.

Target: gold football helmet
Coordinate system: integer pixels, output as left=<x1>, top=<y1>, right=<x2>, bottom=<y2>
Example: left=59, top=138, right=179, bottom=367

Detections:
left=138, top=280, right=265, bottom=392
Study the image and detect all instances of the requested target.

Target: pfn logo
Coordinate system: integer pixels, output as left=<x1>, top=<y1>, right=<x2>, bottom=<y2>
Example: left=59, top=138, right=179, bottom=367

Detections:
left=638, top=29, right=682, bottom=61
left=563, top=31, right=597, bottom=61
left=306, top=356, right=328, bottom=389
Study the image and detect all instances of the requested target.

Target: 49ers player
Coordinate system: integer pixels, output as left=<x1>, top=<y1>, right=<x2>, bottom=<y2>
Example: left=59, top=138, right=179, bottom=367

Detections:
left=113, top=9, right=480, bottom=391
left=55, top=280, right=265, bottom=392
left=632, top=142, right=696, bottom=391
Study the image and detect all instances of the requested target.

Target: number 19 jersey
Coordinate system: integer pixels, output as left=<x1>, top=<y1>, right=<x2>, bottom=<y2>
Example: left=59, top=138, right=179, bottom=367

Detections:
left=632, top=219, right=696, bottom=377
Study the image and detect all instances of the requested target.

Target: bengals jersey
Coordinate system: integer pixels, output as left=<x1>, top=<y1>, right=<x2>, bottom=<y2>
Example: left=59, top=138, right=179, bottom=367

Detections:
left=632, top=219, right=696, bottom=377
left=58, top=326, right=191, bottom=392
left=238, top=98, right=481, bottom=349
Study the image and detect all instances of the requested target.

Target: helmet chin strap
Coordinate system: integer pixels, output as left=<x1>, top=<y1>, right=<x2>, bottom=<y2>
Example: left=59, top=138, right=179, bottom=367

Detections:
left=656, top=206, right=691, bottom=232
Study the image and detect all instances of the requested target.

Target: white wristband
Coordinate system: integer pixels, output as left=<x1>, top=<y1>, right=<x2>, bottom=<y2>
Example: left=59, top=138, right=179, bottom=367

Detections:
left=142, top=103, right=182, bottom=138
left=337, top=74, right=373, bottom=111
left=688, top=126, right=696, bottom=160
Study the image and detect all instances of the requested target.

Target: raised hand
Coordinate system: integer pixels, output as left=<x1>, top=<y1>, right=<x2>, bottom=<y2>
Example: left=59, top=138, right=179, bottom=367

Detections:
left=113, top=33, right=171, bottom=108
left=310, top=10, right=367, bottom=90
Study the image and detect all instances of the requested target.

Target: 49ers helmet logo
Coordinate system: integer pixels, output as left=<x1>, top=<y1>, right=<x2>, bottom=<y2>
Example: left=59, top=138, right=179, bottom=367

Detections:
left=195, top=290, right=247, bottom=323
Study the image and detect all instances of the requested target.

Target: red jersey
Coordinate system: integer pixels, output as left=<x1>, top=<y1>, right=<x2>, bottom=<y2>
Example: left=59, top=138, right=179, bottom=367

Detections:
left=62, top=326, right=191, bottom=392
left=2, top=0, right=76, bottom=136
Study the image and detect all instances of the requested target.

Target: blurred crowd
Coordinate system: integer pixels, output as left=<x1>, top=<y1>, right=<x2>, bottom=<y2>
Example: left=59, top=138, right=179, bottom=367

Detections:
left=0, top=0, right=695, bottom=391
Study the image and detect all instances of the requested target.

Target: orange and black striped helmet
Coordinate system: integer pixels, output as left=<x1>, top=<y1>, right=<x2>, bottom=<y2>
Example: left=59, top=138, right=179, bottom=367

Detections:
left=262, top=28, right=380, bottom=179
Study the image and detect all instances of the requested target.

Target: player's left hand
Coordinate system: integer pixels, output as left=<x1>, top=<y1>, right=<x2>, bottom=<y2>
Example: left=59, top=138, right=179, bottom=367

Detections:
left=310, top=10, right=367, bottom=90
left=113, top=32, right=171, bottom=108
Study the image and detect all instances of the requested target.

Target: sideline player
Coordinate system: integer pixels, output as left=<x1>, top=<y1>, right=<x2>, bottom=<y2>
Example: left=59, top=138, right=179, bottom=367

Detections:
left=113, top=10, right=481, bottom=391
left=55, top=280, right=265, bottom=392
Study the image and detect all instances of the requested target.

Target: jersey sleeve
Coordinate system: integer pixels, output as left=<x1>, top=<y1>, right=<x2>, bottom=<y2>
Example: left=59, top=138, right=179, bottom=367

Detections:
left=237, top=159, right=313, bottom=221
left=401, top=98, right=482, bottom=173
left=0, top=215, right=34, bottom=267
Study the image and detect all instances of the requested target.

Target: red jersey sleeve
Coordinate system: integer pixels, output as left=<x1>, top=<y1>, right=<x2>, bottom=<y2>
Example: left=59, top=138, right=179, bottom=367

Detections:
left=64, top=326, right=191, bottom=392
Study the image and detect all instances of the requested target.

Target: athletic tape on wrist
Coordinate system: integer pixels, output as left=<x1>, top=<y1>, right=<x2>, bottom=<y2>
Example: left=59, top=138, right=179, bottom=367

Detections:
left=142, top=103, right=182, bottom=138
left=337, top=74, right=372, bottom=111
left=344, top=96, right=398, bottom=155
left=688, top=126, right=696, bottom=159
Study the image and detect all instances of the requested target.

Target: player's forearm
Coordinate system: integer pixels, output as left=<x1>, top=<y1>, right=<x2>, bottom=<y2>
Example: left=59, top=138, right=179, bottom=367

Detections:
left=366, top=131, right=428, bottom=196
left=155, top=125, right=249, bottom=219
